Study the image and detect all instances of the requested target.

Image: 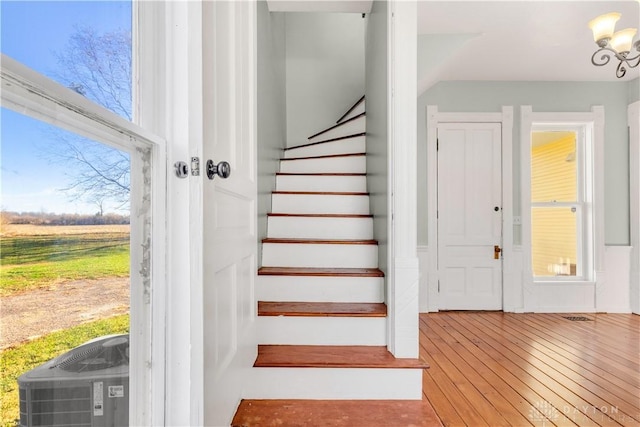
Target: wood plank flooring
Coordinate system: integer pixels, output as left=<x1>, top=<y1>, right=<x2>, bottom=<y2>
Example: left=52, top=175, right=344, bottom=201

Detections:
left=421, top=312, right=640, bottom=427
left=233, top=313, right=639, bottom=426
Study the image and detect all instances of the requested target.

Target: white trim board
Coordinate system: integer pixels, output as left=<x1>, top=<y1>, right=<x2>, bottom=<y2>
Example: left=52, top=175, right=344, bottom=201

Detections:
left=629, top=101, right=640, bottom=315
left=387, top=0, right=419, bottom=358
left=425, top=107, right=515, bottom=312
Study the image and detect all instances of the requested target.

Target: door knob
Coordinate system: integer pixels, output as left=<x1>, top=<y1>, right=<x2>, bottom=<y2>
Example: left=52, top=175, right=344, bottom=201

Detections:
left=206, top=160, right=231, bottom=180
left=494, top=245, right=502, bottom=260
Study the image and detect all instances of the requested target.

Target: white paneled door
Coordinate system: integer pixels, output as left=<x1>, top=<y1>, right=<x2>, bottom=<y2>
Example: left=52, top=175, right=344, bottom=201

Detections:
left=437, top=123, right=503, bottom=310
left=202, top=1, right=257, bottom=425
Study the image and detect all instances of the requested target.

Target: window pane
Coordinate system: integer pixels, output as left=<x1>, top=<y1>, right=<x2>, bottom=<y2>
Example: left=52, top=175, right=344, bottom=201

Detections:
left=0, top=1, right=132, bottom=120
left=1, top=108, right=131, bottom=426
left=531, top=207, right=578, bottom=277
left=531, top=131, right=577, bottom=202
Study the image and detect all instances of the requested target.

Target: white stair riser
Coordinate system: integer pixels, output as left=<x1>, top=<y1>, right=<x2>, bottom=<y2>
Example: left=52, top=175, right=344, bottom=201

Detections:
left=308, top=116, right=366, bottom=144
left=245, top=368, right=422, bottom=400
left=262, top=243, right=378, bottom=268
left=267, top=216, right=373, bottom=239
left=257, top=275, right=384, bottom=303
left=337, top=101, right=365, bottom=124
left=276, top=175, right=367, bottom=193
left=272, top=194, right=370, bottom=215
left=280, top=156, right=366, bottom=174
left=284, top=136, right=365, bottom=159
left=257, top=316, right=386, bottom=345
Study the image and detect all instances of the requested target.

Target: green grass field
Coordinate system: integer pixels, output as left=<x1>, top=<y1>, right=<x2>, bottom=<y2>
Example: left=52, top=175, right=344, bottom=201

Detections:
left=0, top=232, right=129, bottom=295
left=0, top=315, right=130, bottom=427
left=0, top=226, right=131, bottom=426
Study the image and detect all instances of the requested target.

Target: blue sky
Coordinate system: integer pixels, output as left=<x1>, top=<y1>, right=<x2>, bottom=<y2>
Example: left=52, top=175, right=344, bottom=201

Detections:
left=1, top=1, right=131, bottom=214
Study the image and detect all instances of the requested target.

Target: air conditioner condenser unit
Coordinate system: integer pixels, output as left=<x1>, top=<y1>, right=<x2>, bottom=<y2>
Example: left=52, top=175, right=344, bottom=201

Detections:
left=18, top=334, right=129, bottom=427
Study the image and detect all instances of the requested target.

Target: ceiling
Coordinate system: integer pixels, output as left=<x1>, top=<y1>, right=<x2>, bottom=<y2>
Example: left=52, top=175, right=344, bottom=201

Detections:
left=265, top=1, right=640, bottom=93
left=418, top=1, right=640, bottom=93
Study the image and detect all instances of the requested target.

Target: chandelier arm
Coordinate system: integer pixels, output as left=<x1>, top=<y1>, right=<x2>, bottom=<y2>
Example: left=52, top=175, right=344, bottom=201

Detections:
left=616, top=61, right=628, bottom=78
left=624, top=51, right=640, bottom=69
left=591, top=47, right=616, bottom=67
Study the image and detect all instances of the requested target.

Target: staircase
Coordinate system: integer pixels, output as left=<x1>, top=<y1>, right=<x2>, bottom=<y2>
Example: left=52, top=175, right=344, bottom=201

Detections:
left=245, top=96, right=426, bottom=401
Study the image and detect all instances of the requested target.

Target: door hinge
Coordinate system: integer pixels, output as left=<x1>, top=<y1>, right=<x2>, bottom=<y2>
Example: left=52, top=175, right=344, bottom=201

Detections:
left=436, top=139, right=439, bottom=151
left=437, top=280, right=440, bottom=292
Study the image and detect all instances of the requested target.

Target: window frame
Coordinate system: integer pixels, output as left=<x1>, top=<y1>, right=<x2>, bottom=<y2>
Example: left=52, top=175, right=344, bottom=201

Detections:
left=521, top=106, right=605, bottom=289
left=0, top=4, right=167, bottom=422
left=530, top=124, right=589, bottom=281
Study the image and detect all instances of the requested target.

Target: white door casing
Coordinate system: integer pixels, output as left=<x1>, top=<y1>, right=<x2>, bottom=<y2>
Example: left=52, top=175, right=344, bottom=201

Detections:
left=425, top=107, right=514, bottom=313
left=630, top=101, right=640, bottom=315
left=202, top=1, right=257, bottom=425
left=437, top=123, right=503, bottom=310
left=140, top=1, right=257, bottom=424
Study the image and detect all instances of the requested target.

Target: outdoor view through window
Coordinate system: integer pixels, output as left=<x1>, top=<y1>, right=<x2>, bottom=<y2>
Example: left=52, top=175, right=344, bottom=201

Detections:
left=1, top=2, right=133, bottom=426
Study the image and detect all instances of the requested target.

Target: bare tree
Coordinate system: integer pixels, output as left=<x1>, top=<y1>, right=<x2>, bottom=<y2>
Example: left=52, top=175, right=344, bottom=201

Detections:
left=56, top=26, right=132, bottom=120
left=42, top=26, right=132, bottom=211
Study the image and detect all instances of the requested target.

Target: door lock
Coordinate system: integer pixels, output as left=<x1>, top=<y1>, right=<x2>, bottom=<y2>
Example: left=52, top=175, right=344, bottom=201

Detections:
left=174, top=161, right=189, bottom=178
left=494, top=245, right=502, bottom=260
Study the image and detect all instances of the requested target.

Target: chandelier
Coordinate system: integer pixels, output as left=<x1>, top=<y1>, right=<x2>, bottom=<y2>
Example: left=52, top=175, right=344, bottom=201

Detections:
left=588, top=12, right=640, bottom=78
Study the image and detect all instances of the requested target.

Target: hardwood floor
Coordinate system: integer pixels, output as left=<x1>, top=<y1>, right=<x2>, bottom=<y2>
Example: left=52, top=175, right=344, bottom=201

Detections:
left=420, top=312, right=640, bottom=427
left=234, top=313, right=639, bottom=426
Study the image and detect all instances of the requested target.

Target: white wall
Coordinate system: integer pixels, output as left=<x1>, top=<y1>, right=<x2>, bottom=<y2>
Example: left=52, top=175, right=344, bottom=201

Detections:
left=257, top=1, right=286, bottom=261
left=285, top=13, right=364, bottom=147
left=365, top=1, right=388, bottom=275
left=417, top=81, right=636, bottom=313
left=629, top=78, right=639, bottom=104
left=417, top=81, right=632, bottom=246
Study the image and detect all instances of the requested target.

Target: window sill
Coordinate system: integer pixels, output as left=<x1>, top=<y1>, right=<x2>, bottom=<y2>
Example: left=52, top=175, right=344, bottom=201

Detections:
left=533, top=280, right=596, bottom=286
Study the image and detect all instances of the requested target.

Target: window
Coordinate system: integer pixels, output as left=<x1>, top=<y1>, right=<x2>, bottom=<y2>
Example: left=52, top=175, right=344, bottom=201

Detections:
left=521, top=106, right=604, bottom=288
left=1, top=2, right=165, bottom=425
left=531, top=130, right=583, bottom=278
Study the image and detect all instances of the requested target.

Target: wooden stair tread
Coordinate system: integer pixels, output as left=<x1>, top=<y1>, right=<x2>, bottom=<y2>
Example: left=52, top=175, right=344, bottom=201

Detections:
left=262, top=238, right=377, bottom=245
left=276, top=172, right=366, bottom=176
left=281, top=152, right=365, bottom=161
left=336, top=95, right=365, bottom=124
left=267, top=213, right=373, bottom=218
left=272, top=191, right=369, bottom=196
left=232, top=398, right=442, bottom=427
left=254, top=345, right=428, bottom=369
left=258, top=302, right=387, bottom=317
left=285, top=132, right=366, bottom=152
left=307, top=113, right=366, bottom=140
left=258, top=267, right=384, bottom=277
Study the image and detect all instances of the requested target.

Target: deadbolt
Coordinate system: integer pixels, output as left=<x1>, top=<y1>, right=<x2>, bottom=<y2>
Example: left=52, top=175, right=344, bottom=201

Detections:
left=174, top=161, right=189, bottom=178
left=206, top=160, right=231, bottom=180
